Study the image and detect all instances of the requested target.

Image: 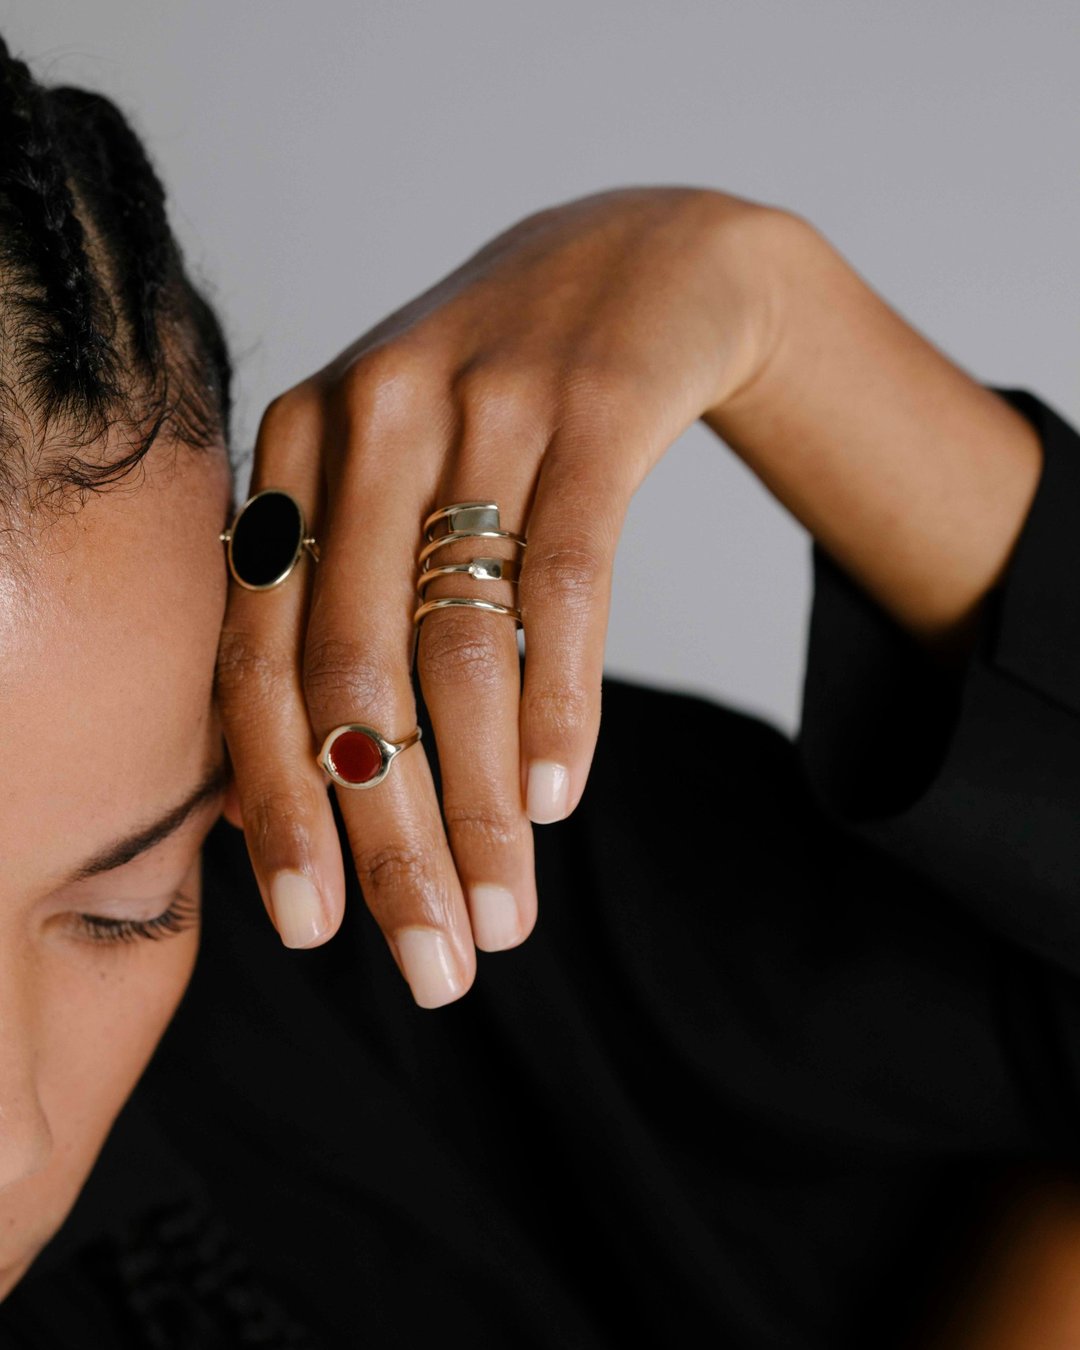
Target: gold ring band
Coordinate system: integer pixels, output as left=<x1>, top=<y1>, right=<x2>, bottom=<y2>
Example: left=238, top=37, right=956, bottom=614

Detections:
left=412, top=596, right=523, bottom=628
left=415, top=556, right=522, bottom=593
left=416, top=529, right=526, bottom=569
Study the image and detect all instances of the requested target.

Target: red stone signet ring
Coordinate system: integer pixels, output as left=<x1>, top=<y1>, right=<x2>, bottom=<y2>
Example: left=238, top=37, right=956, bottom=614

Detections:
left=317, top=723, right=423, bottom=789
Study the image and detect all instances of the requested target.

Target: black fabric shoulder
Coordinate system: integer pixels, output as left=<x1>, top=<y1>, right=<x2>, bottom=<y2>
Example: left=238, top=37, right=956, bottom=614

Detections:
left=796, top=385, right=1080, bottom=976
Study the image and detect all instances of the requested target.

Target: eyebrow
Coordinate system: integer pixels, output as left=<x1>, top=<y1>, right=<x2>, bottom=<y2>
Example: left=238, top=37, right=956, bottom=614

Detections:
left=71, top=755, right=231, bottom=882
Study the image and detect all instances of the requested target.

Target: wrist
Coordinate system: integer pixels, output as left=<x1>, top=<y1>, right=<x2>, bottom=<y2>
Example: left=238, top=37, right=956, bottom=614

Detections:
left=699, top=206, right=1045, bottom=667
left=698, top=196, right=807, bottom=423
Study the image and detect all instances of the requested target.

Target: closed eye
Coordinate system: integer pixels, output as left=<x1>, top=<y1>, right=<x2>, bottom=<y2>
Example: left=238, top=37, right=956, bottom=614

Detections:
left=74, top=888, right=199, bottom=945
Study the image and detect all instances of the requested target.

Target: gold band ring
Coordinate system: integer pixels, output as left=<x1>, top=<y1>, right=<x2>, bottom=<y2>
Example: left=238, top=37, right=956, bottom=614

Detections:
left=415, top=556, right=522, bottom=592
left=416, top=529, right=527, bottom=570
left=421, top=501, right=512, bottom=540
left=413, top=596, right=523, bottom=628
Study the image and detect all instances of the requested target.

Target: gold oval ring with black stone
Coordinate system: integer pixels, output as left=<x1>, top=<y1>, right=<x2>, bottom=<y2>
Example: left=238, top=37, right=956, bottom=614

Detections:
left=220, top=487, right=320, bottom=591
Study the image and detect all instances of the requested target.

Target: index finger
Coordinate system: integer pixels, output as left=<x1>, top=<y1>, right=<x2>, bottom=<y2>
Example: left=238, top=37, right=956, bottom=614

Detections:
left=215, top=387, right=347, bottom=951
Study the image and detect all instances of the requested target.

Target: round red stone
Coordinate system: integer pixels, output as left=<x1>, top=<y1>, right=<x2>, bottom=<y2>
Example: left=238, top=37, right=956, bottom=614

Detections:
left=327, top=729, right=383, bottom=784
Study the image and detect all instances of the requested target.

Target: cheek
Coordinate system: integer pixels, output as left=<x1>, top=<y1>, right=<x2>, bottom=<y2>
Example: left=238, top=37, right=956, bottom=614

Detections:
left=38, top=918, right=200, bottom=1178
left=0, top=929, right=201, bottom=1277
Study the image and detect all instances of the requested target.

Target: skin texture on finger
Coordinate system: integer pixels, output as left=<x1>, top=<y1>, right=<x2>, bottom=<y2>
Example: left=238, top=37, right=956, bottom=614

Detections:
left=516, top=403, right=640, bottom=826
left=216, top=387, right=347, bottom=950
left=301, top=371, right=478, bottom=1007
left=0, top=440, right=232, bottom=1297
left=415, top=377, right=545, bottom=953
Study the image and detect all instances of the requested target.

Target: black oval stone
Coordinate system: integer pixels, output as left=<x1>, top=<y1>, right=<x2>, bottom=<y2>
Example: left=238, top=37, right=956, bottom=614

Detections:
left=229, top=490, right=305, bottom=588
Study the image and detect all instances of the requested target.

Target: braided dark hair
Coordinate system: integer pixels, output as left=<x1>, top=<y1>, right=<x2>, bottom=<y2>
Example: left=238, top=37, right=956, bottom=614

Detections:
left=0, top=36, right=322, bottom=1350
left=0, top=34, right=233, bottom=508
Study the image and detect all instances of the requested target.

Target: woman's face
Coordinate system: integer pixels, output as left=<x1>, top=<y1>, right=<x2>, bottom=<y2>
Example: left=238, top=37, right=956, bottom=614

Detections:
left=0, top=442, right=233, bottom=1296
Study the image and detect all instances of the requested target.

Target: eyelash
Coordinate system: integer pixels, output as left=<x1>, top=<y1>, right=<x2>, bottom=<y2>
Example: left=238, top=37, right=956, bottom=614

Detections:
left=75, top=889, right=200, bottom=945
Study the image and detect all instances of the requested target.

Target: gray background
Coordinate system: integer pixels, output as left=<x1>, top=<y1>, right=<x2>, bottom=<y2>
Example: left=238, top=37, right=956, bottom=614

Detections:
left=4, top=1, right=1077, bottom=738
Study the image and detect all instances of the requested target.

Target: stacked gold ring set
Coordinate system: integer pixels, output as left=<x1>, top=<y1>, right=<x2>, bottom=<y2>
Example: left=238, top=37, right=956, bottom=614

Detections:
left=413, top=500, right=527, bottom=631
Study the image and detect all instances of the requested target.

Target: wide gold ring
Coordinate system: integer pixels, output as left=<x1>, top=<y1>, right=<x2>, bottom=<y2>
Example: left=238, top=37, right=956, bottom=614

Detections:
left=412, top=500, right=526, bottom=632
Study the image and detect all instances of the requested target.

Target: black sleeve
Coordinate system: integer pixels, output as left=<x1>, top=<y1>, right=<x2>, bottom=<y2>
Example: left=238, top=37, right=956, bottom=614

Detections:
left=796, top=385, right=1080, bottom=978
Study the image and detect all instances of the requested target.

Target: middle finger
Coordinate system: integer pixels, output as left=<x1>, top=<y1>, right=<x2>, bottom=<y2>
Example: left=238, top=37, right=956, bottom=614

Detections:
left=303, top=357, right=478, bottom=1008
left=414, top=369, right=544, bottom=953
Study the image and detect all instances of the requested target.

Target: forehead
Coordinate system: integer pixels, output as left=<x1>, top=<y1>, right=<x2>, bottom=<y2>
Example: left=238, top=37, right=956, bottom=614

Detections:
left=0, top=450, right=230, bottom=890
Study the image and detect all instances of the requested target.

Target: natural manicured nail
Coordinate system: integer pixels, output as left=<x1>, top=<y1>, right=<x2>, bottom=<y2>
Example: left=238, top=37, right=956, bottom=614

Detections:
left=395, top=928, right=467, bottom=1008
left=470, top=883, right=522, bottom=952
left=270, top=870, right=330, bottom=948
left=527, top=759, right=570, bottom=824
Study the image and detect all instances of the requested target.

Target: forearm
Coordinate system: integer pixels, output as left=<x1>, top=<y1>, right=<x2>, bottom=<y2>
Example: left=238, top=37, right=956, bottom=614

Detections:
left=702, top=209, right=1044, bottom=673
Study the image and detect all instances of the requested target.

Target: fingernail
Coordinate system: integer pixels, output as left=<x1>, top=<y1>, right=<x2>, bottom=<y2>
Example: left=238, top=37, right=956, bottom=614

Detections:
left=470, top=883, right=522, bottom=952
left=395, top=928, right=467, bottom=1008
left=270, top=870, right=331, bottom=948
left=527, top=759, right=570, bottom=824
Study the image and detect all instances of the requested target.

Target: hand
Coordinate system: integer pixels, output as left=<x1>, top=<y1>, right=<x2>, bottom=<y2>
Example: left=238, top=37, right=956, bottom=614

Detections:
left=215, top=184, right=787, bottom=1007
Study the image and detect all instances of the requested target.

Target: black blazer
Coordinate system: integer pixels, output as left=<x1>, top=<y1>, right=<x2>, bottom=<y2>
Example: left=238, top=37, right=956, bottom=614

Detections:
left=4, top=386, right=1078, bottom=1350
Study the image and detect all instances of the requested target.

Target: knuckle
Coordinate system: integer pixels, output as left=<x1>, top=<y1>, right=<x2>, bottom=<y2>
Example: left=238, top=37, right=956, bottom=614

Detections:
left=521, top=541, right=604, bottom=608
left=216, top=628, right=293, bottom=705
left=441, top=800, right=525, bottom=852
left=353, top=840, right=434, bottom=902
left=303, top=636, right=396, bottom=717
left=342, top=342, right=433, bottom=430
left=245, top=786, right=320, bottom=861
left=419, top=614, right=506, bottom=688
left=452, top=361, right=548, bottom=436
left=256, top=384, right=319, bottom=445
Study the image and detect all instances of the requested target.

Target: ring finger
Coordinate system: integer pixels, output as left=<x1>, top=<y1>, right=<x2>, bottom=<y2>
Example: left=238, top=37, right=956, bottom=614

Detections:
left=414, top=387, right=544, bottom=952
